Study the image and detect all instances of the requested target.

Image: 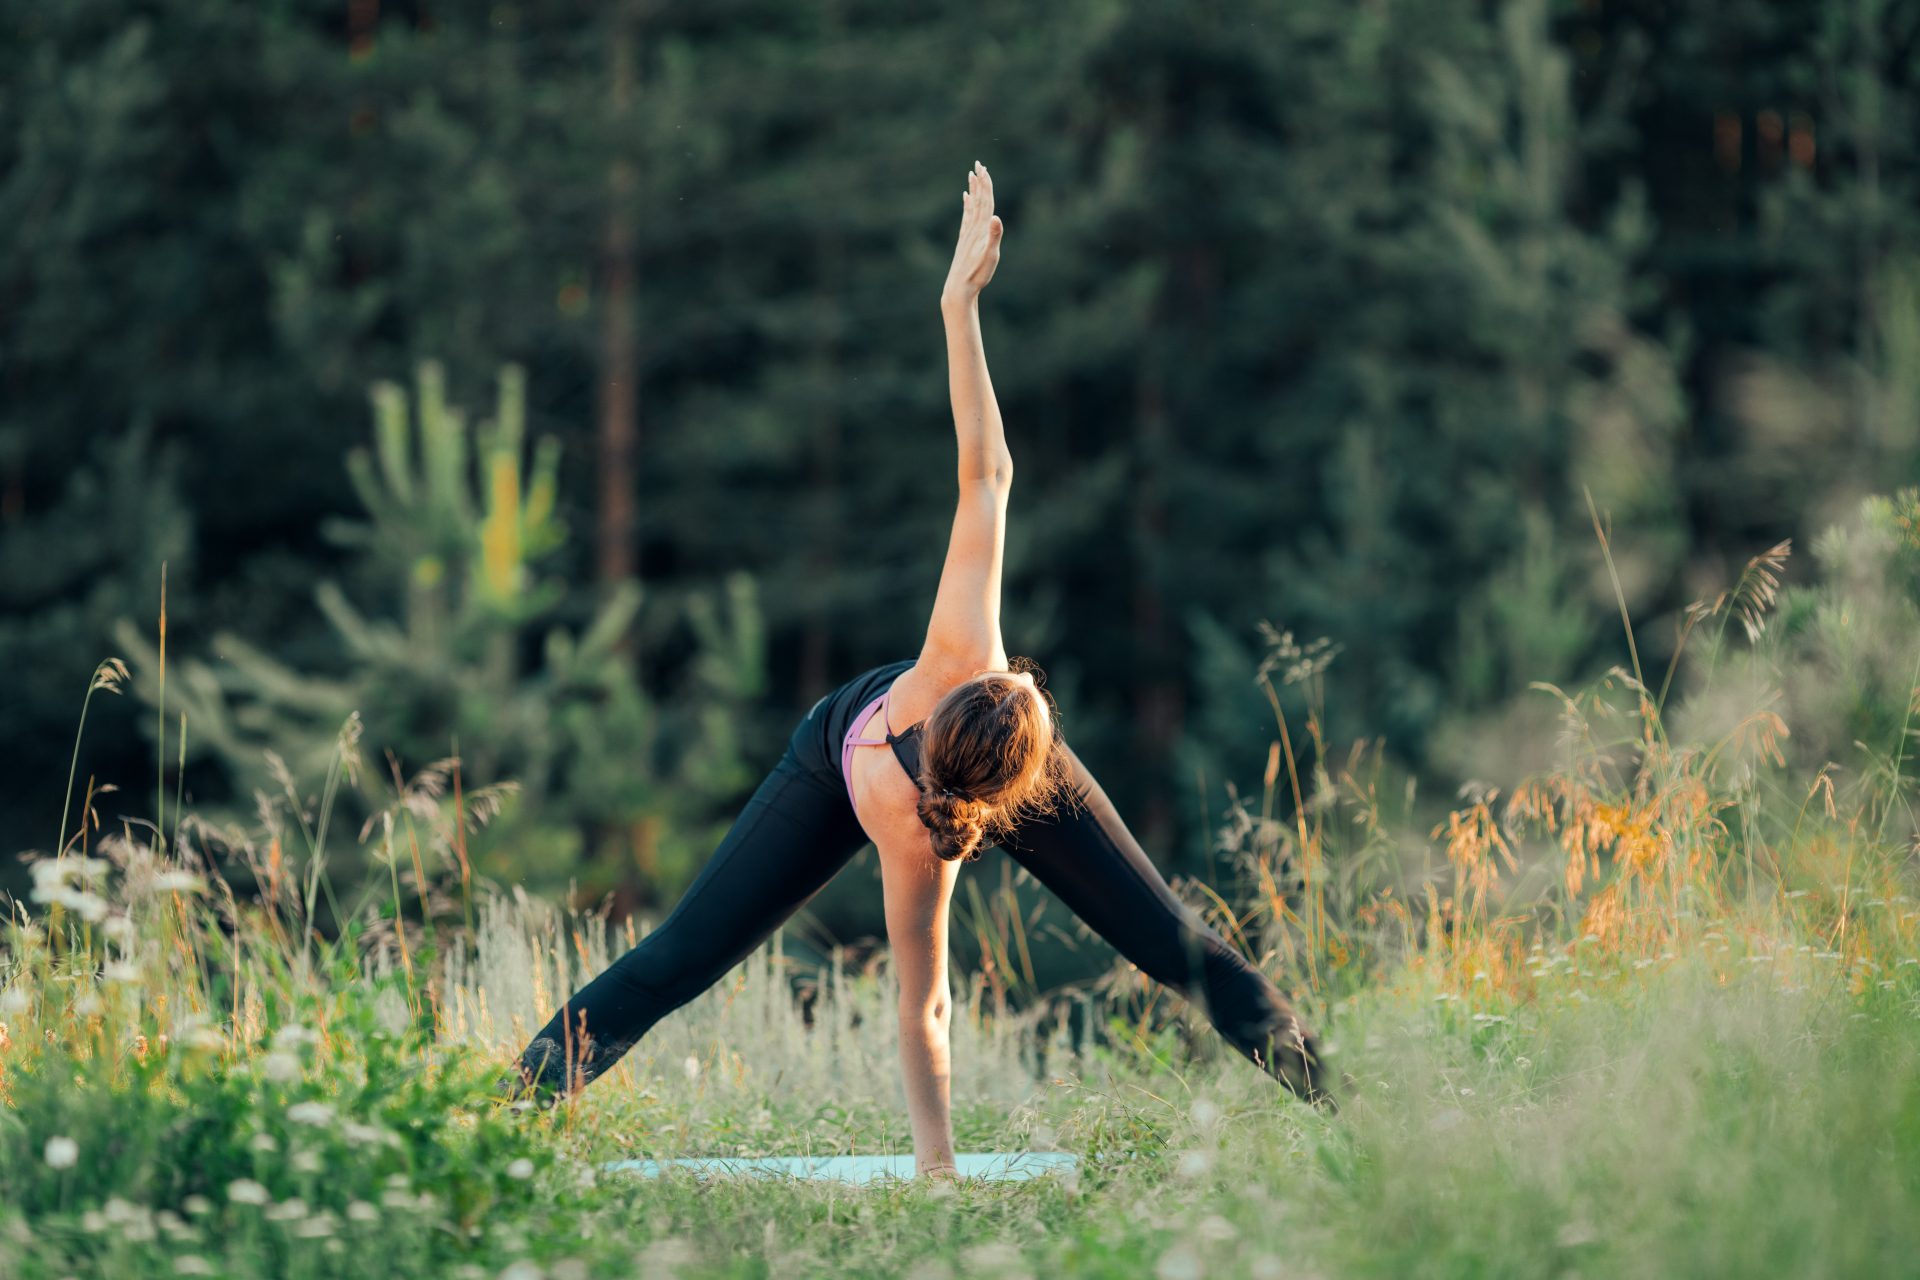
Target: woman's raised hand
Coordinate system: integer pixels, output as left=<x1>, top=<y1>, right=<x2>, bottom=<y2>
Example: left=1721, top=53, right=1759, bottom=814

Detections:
left=941, top=161, right=1003, bottom=307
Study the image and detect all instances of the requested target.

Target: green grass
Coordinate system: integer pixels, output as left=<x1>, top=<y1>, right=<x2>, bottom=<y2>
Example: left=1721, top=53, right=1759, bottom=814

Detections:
left=3, top=877, right=1916, bottom=1279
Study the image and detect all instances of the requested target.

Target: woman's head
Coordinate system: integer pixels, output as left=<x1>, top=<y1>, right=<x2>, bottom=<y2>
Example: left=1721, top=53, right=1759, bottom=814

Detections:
left=915, top=660, right=1067, bottom=862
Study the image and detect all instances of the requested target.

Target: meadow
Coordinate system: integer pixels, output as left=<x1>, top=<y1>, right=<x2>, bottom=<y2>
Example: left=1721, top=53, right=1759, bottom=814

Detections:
left=4, top=494, right=1919, bottom=1280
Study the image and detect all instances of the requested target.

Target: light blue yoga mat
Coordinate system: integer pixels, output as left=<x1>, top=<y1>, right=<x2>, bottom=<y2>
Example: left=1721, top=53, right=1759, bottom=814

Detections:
left=606, top=1151, right=1078, bottom=1184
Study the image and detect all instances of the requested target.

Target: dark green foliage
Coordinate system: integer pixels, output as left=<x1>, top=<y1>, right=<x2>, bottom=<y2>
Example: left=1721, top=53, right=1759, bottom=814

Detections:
left=108, top=364, right=763, bottom=903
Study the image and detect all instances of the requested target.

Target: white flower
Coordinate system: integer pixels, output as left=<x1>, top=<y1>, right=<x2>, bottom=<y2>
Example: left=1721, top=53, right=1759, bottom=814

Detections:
left=151, top=871, right=206, bottom=895
left=261, top=1052, right=302, bottom=1083
left=287, top=1101, right=334, bottom=1126
left=72, top=991, right=102, bottom=1017
left=181, top=1195, right=214, bottom=1217
left=342, top=1121, right=391, bottom=1147
left=66, top=891, right=111, bottom=923
left=506, top=1158, right=535, bottom=1180
left=1174, top=1150, right=1211, bottom=1179
left=104, top=961, right=142, bottom=984
left=0, top=988, right=30, bottom=1016
left=1155, top=1243, right=1202, bottom=1280
left=498, top=1263, right=544, bottom=1280
left=291, top=1149, right=322, bottom=1174
left=1189, top=1098, right=1220, bottom=1128
left=683, top=1055, right=700, bottom=1081
left=249, top=1132, right=279, bottom=1153
left=272, top=1024, right=318, bottom=1051
left=43, top=1136, right=78, bottom=1169
left=182, top=1025, right=228, bottom=1053
left=264, top=1197, right=309, bottom=1222
left=175, top=1257, right=215, bottom=1276
left=102, top=916, right=137, bottom=944
left=227, top=1179, right=271, bottom=1206
left=292, top=1211, right=336, bottom=1238
left=33, top=856, right=111, bottom=890
left=346, top=1200, right=378, bottom=1223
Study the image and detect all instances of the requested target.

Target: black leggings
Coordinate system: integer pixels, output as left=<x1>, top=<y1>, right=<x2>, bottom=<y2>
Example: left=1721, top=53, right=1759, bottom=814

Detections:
left=513, top=693, right=1329, bottom=1103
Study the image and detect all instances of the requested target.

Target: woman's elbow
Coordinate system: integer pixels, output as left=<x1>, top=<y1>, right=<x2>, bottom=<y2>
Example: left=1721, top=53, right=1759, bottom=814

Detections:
left=959, top=456, right=1014, bottom=492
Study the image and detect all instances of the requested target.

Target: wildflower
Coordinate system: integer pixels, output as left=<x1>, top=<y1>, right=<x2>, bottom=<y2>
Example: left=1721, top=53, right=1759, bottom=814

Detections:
left=261, top=1052, right=301, bottom=1083
left=66, top=891, right=113, bottom=923
left=182, top=1025, right=228, bottom=1053
left=181, top=1195, right=214, bottom=1217
left=102, top=916, right=137, bottom=944
left=104, top=1198, right=157, bottom=1242
left=73, top=991, right=103, bottom=1016
left=175, top=1258, right=215, bottom=1276
left=43, top=1136, right=78, bottom=1169
left=1174, top=1150, right=1211, bottom=1179
left=151, top=871, right=206, bottom=895
left=1197, top=1214, right=1236, bottom=1242
left=291, top=1149, right=322, bottom=1174
left=507, top=1158, right=535, bottom=1180
left=499, top=1263, right=544, bottom=1280
left=287, top=1101, right=334, bottom=1126
left=227, top=1179, right=271, bottom=1206
left=342, top=1121, right=391, bottom=1147
left=1189, top=1098, right=1220, bottom=1128
left=0, top=988, right=30, bottom=1016
left=264, top=1197, right=309, bottom=1222
left=104, top=961, right=142, bottom=984
left=346, top=1200, right=378, bottom=1223
left=33, top=856, right=112, bottom=890
left=249, top=1132, right=279, bottom=1153
left=272, top=1024, right=318, bottom=1051
left=683, top=1055, right=700, bottom=1081
left=1155, top=1243, right=1202, bottom=1280
left=292, top=1211, right=336, bottom=1238
left=1249, top=1256, right=1284, bottom=1280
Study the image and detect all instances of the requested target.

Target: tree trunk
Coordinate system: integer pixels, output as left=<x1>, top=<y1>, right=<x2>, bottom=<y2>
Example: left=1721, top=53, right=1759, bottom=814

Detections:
left=597, top=15, right=640, bottom=593
left=800, top=235, right=845, bottom=702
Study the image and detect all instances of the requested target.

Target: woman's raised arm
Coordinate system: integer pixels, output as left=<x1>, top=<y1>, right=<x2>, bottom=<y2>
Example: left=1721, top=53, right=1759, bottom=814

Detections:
left=920, top=162, right=1012, bottom=672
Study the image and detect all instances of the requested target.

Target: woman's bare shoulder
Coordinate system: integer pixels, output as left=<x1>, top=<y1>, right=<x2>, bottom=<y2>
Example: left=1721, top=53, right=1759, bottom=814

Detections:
left=886, top=659, right=961, bottom=728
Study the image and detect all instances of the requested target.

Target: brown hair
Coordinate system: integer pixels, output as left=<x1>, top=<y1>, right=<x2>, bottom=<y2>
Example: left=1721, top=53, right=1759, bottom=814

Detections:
left=915, top=659, right=1069, bottom=862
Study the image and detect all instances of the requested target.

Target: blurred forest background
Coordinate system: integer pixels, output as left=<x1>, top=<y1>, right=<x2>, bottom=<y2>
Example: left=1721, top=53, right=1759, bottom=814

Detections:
left=5, top=0, right=1919, bottom=960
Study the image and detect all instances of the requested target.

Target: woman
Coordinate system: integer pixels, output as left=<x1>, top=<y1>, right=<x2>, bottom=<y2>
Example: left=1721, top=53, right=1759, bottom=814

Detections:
left=506, top=162, right=1333, bottom=1174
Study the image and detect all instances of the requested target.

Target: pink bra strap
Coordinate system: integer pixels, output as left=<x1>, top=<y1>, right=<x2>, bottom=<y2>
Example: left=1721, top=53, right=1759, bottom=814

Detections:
left=840, top=691, right=892, bottom=807
left=844, top=692, right=892, bottom=746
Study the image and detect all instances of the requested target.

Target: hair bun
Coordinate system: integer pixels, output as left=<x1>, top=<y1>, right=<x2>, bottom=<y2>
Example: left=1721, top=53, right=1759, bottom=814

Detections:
left=917, top=786, right=986, bottom=863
